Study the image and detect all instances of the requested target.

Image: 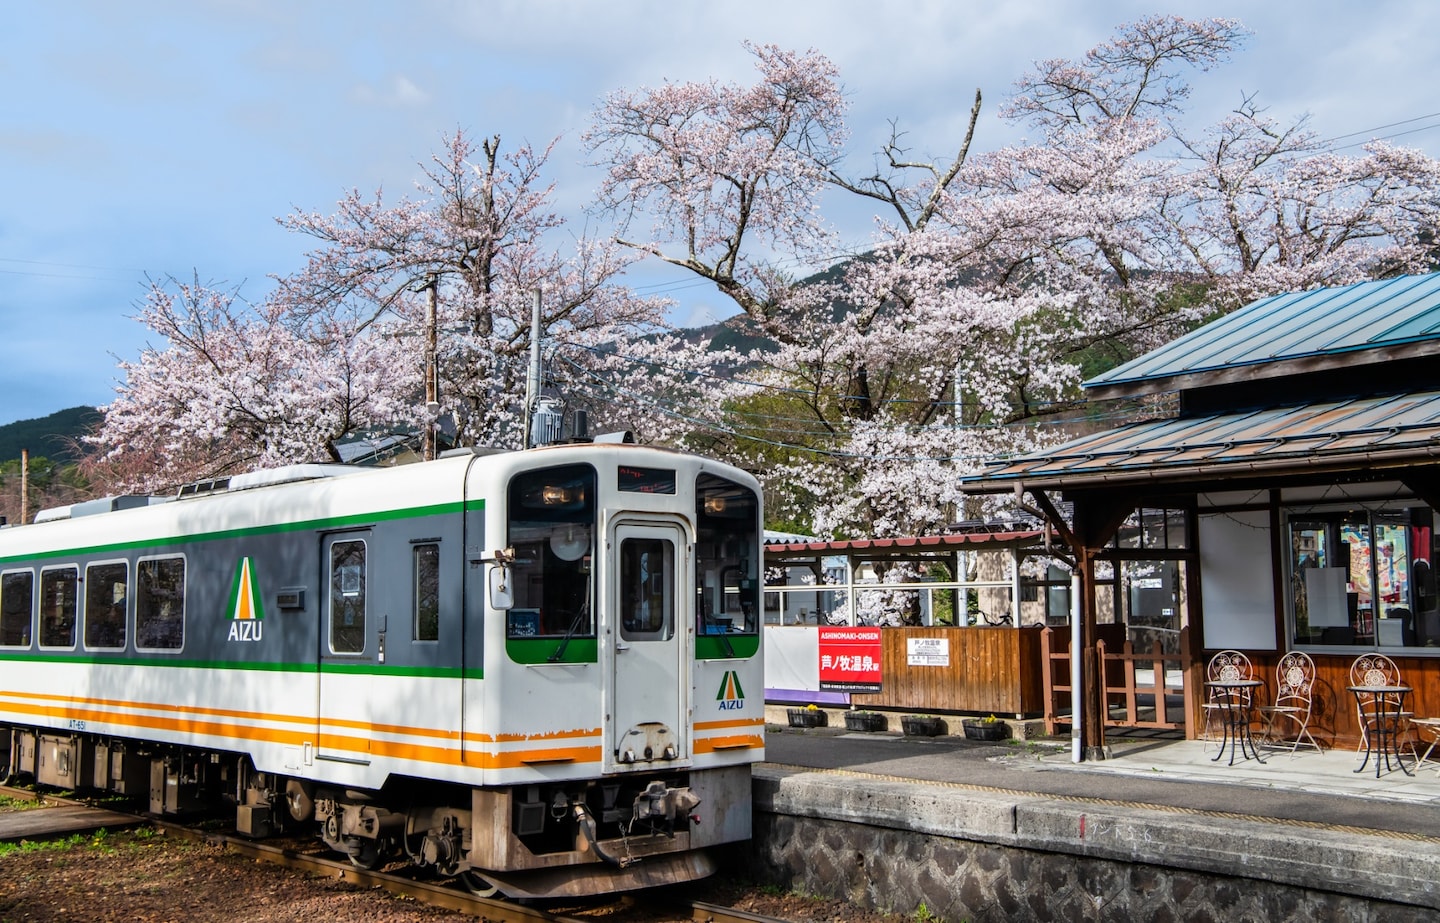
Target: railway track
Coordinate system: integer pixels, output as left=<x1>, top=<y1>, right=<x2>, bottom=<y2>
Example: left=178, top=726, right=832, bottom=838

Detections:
left=0, top=783, right=788, bottom=923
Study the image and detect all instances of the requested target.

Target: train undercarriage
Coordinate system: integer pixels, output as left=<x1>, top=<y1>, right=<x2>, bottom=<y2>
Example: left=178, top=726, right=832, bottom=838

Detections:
left=2, top=725, right=742, bottom=899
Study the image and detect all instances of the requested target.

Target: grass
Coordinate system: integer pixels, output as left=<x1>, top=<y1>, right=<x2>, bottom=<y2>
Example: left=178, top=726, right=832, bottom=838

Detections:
left=0, top=828, right=121, bottom=859
left=0, top=831, right=86, bottom=858
left=0, top=794, right=47, bottom=812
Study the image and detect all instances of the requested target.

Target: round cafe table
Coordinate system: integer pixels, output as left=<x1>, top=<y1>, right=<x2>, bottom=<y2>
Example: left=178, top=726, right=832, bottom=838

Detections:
left=1348, top=684, right=1413, bottom=777
left=1204, top=679, right=1265, bottom=765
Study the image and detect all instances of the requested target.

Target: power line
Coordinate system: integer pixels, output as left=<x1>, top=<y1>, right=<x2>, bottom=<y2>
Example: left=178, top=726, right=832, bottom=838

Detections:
left=557, top=350, right=1159, bottom=447
left=1320, top=112, right=1440, bottom=145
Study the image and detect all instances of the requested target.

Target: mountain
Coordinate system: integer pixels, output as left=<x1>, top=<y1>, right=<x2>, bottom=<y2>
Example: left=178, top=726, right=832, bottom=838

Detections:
left=0, top=406, right=101, bottom=465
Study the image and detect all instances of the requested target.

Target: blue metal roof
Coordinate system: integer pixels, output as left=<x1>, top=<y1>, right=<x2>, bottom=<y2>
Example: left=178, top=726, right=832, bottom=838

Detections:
left=1085, top=273, right=1440, bottom=392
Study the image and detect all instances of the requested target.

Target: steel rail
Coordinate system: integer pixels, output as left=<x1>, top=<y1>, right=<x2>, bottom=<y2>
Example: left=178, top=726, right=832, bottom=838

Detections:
left=2, top=783, right=791, bottom=923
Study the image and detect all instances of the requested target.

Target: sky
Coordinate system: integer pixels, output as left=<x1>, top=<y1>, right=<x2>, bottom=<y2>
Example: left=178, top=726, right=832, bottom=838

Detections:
left=4, top=0, right=1440, bottom=429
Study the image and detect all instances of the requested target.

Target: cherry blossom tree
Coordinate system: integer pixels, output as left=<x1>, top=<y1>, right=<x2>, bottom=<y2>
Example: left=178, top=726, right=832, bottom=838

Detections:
left=96, top=275, right=413, bottom=491
left=276, top=130, right=679, bottom=450
left=1165, top=103, right=1440, bottom=307
left=92, top=21, right=1440, bottom=533
left=584, top=42, right=847, bottom=328
left=93, top=132, right=704, bottom=492
left=586, top=18, right=1440, bottom=540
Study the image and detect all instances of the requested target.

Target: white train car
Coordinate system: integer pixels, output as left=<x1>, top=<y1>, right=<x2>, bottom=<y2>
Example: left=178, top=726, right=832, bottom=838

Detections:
left=0, top=443, right=764, bottom=897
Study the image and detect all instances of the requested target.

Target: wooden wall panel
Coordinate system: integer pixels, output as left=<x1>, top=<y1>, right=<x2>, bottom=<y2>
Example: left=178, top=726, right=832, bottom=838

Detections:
left=849, top=626, right=1044, bottom=717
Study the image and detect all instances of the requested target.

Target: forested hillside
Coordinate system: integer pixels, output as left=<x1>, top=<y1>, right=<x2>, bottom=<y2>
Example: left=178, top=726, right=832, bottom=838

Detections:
left=0, top=406, right=100, bottom=465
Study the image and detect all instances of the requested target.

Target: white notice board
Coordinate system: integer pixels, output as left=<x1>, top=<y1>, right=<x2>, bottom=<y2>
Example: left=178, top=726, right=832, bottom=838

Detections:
left=906, top=637, right=950, bottom=666
left=1198, top=511, right=1277, bottom=650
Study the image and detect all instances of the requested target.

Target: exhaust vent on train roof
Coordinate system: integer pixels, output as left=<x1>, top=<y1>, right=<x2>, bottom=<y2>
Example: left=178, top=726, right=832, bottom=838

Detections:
left=226, top=464, right=363, bottom=492
left=176, top=477, right=230, bottom=498
left=173, top=464, right=362, bottom=500
left=35, top=494, right=169, bottom=522
left=439, top=445, right=509, bottom=458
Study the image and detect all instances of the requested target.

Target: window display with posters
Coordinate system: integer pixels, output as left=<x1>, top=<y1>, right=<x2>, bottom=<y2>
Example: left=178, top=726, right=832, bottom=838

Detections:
left=1288, top=504, right=1435, bottom=649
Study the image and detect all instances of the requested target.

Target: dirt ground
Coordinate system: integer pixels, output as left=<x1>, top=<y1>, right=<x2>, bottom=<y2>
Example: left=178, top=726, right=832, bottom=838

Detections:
left=0, top=821, right=900, bottom=923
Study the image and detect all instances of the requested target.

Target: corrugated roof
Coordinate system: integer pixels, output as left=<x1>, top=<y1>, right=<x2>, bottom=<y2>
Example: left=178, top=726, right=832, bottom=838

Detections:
left=966, top=390, right=1440, bottom=492
left=765, top=531, right=1042, bottom=557
left=1086, top=273, right=1440, bottom=396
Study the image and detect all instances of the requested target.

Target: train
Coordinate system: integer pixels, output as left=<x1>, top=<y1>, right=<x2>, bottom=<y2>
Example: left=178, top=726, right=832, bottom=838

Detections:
left=0, top=441, right=765, bottom=898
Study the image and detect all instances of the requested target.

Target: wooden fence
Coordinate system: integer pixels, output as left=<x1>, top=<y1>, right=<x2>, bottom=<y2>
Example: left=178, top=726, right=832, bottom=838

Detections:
left=1040, top=626, right=1197, bottom=736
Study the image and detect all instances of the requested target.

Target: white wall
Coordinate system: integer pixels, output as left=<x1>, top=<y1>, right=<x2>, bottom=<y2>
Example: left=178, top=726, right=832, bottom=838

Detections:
left=1198, top=511, right=1278, bottom=650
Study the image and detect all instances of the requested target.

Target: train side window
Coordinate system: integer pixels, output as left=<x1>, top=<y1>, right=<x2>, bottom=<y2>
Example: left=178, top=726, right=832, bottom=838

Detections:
left=0, top=570, right=34, bottom=648
left=136, top=556, right=186, bottom=651
left=330, top=540, right=367, bottom=654
left=39, top=566, right=78, bottom=649
left=696, top=474, right=761, bottom=636
left=413, top=543, right=439, bottom=642
left=84, top=561, right=129, bottom=650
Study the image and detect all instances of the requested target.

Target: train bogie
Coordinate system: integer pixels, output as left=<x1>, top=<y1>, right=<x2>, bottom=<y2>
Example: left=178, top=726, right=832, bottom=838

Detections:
left=0, top=443, right=764, bottom=897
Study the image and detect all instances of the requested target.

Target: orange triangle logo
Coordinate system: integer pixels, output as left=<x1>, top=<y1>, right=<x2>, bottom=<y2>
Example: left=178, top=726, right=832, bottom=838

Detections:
left=228, top=557, right=264, bottom=621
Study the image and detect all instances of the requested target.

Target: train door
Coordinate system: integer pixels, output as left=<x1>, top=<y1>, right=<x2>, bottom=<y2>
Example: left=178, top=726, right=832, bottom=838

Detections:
left=606, top=518, right=691, bottom=771
left=318, top=531, right=372, bottom=764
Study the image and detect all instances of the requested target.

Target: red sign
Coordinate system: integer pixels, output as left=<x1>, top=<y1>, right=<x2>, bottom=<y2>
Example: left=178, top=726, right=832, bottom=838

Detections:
left=818, top=626, right=883, bottom=692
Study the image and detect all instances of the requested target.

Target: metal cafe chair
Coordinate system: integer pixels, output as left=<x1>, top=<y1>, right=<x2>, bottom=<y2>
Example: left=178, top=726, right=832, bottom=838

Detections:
left=1258, top=651, right=1321, bottom=755
left=1202, top=650, right=1254, bottom=749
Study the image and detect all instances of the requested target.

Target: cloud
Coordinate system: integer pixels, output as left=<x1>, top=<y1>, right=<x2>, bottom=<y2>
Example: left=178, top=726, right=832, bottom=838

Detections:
left=351, top=74, right=431, bottom=109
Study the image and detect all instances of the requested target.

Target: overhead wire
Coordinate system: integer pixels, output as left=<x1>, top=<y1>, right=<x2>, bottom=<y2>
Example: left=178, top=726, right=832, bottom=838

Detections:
left=555, top=349, right=1160, bottom=452
left=556, top=337, right=1161, bottom=423
left=564, top=369, right=1003, bottom=464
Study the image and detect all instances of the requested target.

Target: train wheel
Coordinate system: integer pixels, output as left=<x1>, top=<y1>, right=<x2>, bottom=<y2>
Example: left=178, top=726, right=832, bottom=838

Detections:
left=285, top=779, right=315, bottom=823
left=346, top=839, right=382, bottom=871
left=462, top=871, right=499, bottom=898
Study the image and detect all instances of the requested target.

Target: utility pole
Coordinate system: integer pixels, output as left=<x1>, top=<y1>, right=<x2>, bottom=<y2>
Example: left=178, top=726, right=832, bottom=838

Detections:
left=20, top=449, right=28, bottom=526
left=954, top=359, right=964, bottom=427
left=523, top=289, right=542, bottom=449
left=423, top=277, right=438, bottom=461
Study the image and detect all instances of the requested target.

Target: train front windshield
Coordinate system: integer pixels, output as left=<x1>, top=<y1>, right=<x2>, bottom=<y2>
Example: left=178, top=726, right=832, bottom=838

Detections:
left=503, top=464, right=760, bottom=644
left=507, top=465, right=597, bottom=639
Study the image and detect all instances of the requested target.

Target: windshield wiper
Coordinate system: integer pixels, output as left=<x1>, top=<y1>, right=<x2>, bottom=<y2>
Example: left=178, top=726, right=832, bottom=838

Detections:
left=548, top=601, right=591, bottom=662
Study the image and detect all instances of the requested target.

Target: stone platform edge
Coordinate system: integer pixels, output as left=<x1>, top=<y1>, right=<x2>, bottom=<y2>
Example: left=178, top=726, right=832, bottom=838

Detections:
left=753, top=765, right=1440, bottom=911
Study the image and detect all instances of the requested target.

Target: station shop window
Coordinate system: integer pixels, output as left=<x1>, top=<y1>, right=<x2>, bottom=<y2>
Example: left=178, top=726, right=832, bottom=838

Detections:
left=1288, top=503, right=1437, bottom=650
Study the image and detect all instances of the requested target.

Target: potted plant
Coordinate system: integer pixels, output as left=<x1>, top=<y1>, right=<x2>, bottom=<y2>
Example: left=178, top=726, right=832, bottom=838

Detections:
left=844, top=710, right=888, bottom=732
left=901, top=714, right=946, bottom=737
left=786, top=705, right=827, bottom=728
left=962, top=715, right=1010, bottom=741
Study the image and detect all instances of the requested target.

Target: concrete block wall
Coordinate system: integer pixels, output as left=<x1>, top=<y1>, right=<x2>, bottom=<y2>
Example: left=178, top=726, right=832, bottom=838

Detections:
left=741, top=766, right=1440, bottom=922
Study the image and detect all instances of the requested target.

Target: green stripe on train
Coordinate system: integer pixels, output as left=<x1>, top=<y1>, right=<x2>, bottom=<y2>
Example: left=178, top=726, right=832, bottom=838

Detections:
left=0, top=498, right=484, bottom=565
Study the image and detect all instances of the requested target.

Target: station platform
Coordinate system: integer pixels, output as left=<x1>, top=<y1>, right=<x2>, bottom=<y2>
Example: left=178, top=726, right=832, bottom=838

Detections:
left=762, top=723, right=1440, bottom=837
left=0, top=799, right=142, bottom=842
left=757, top=724, right=1440, bottom=915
